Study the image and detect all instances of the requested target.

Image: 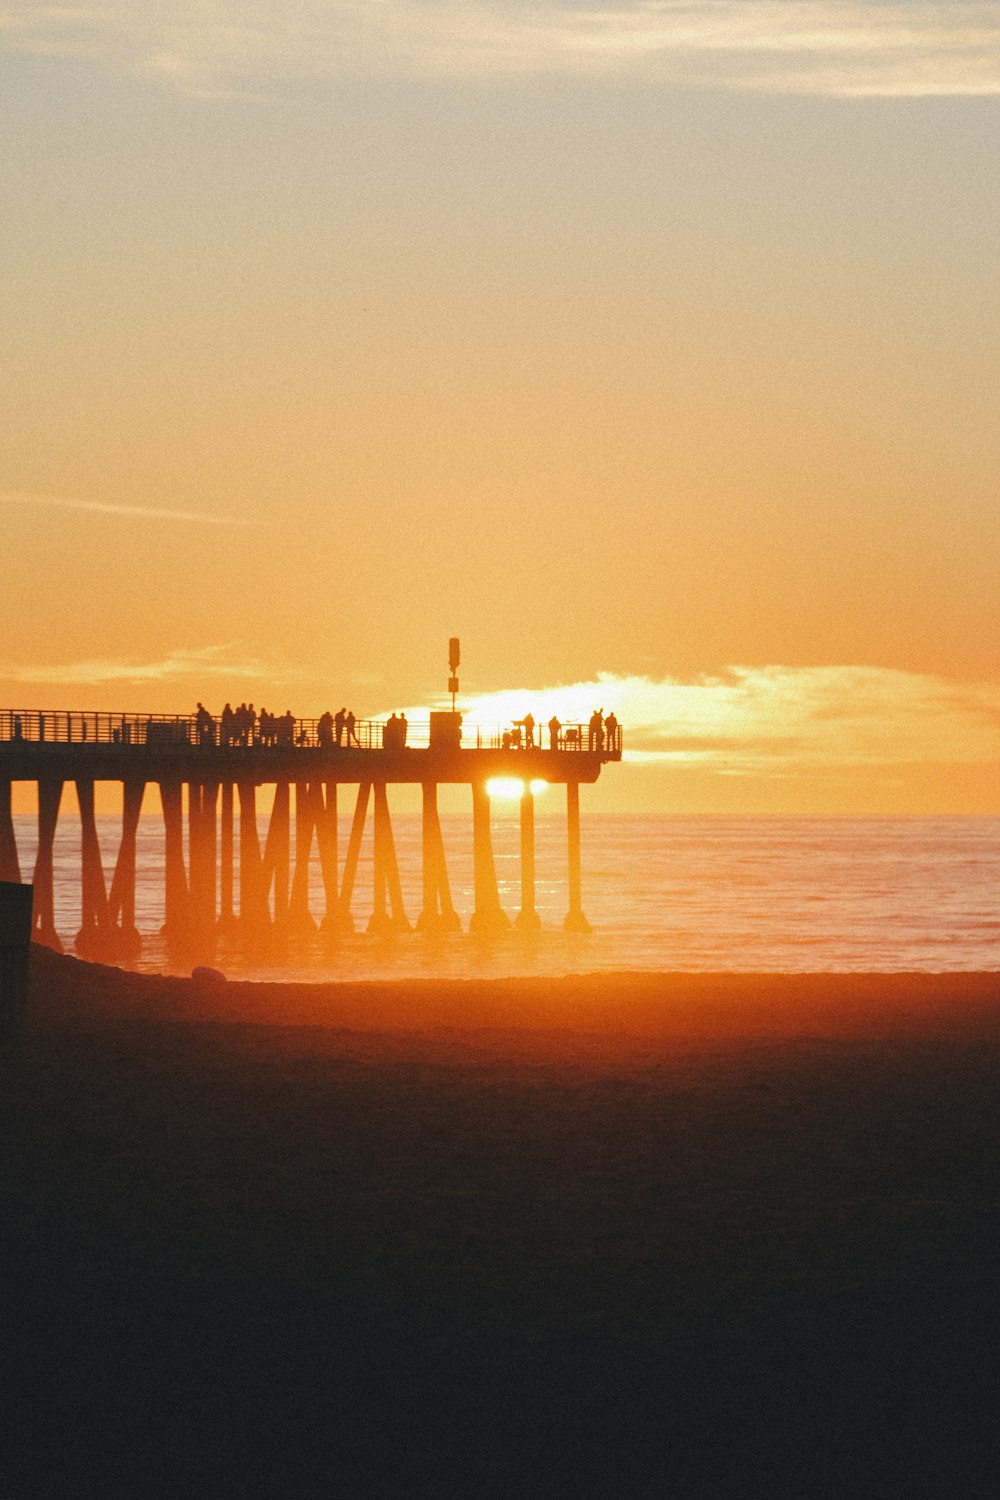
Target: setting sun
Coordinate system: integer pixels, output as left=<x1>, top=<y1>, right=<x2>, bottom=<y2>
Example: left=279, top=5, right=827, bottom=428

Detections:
left=486, top=777, right=550, bottom=799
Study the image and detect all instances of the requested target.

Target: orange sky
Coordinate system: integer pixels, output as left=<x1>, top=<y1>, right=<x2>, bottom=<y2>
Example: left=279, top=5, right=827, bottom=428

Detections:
left=2, top=4, right=998, bottom=813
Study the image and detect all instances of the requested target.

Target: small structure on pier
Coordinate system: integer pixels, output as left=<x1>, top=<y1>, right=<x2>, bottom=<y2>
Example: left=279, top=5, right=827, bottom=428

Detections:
left=0, top=645, right=622, bottom=963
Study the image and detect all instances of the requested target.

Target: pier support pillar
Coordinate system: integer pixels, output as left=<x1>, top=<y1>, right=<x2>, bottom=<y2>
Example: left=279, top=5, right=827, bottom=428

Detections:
left=563, top=781, right=591, bottom=933
left=238, top=782, right=268, bottom=938
left=75, top=779, right=113, bottom=960
left=160, top=780, right=189, bottom=945
left=288, top=782, right=318, bottom=934
left=107, top=780, right=144, bottom=961
left=330, top=782, right=368, bottom=935
left=417, top=783, right=461, bottom=933
left=470, top=782, right=510, bottom=935
left=219, top=781, right=235, bottom=931
left=516, top=785, right=542, bottom=931
left=261, top=781, right=291, bottom=930
left=188, top=779, right=218, bottom=957
left=315, top=782, right=339, bottom=931
left=0, top=780, right=21, bottom=885
left=368, top=783, right=410, bottom=933
left=32, top=780, right=63, bottom=950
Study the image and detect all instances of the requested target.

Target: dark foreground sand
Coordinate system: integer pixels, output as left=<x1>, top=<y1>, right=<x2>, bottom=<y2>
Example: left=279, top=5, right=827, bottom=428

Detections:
left=3, top=951, right=1000, bottom=1497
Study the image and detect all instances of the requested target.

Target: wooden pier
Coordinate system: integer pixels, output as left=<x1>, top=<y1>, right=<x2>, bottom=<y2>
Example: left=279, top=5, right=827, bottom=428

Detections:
left=0, top=708, right=622, bottom=962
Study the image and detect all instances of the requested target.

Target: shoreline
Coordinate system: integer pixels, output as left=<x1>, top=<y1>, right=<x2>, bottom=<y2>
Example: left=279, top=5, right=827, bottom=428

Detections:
left=28, top=944, right=1000, bottom=1043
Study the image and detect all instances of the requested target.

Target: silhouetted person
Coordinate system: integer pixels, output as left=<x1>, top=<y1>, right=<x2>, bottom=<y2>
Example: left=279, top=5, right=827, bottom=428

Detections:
left=335, top=708, right=346, bottom=747
left=278, top=709, right=295, bottom=746
left=384, top=713, right=399, bottom=750
left=399, top=712, right=408, bottom=747
left=345, top=710, right=359, bottom=747
left=604, top=711, right=618, bottom=751
left=548, top=715, right=561, bottom=750
left=318, top=710, right=334, bottom=748
left=221, top=703, right=234, bottom=747
left=195, top=702, right=215, bottom=747
left=588, top=709, right=604, bottom=751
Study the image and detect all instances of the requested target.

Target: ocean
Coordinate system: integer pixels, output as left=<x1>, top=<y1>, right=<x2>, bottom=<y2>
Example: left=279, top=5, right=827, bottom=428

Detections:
left=13, top=813, right=998, bottom=979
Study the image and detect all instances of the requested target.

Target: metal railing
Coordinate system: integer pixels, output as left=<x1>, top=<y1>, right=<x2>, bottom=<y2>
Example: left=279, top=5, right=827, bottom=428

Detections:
left=465, top=721, right=622, bottom=754
left=0, top=710, right=622, bottom=756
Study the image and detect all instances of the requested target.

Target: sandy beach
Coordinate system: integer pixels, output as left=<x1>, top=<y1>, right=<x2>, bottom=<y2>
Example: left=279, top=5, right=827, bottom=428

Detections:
left=3, top=950, right=999, bottom=1496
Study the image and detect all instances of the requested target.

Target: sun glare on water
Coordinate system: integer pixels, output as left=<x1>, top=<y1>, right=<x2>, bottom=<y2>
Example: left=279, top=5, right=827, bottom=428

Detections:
left=486, top=778, right=549, bottom=799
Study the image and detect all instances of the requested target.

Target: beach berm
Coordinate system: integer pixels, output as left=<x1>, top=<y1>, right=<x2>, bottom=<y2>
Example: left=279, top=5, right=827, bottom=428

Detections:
left=4, top=948, right=999, bottom=1497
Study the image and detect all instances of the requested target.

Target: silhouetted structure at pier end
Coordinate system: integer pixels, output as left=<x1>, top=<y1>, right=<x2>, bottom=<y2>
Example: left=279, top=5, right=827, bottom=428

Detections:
left=0, top=648, right=621, bottom=965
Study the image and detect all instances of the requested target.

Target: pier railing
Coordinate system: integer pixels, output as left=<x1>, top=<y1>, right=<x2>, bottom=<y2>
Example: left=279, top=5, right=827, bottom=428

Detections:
left=0, top=710, right=622, bottom=757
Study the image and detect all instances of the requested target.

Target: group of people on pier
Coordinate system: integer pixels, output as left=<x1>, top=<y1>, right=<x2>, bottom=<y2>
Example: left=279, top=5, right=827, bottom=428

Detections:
left=316, top=708, right=362, bottom=748
left=195, top=703, right=362, bottom=750
left=587, top=709, right=618, bottom=752
left=381, top=713, right=409, bottom=750
left=502, top=709, right=619, bottom=753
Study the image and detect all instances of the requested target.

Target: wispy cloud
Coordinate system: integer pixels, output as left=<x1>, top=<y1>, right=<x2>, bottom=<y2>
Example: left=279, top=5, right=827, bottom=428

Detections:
left=452, top=666, right=1000, bottom=774
left=1, top=490, right=256, bottom=528
left=0, top=644, right=295, bottom=686
left=2, top=2, right=998, bottom=98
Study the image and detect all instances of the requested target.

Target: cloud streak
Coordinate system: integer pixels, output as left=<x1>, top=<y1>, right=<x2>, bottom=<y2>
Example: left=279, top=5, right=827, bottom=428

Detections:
left=2, top=2, right=999, bottom=97
left=0, top=645, right=292, bottom=686
left=1, top=490, right=256, bottom=528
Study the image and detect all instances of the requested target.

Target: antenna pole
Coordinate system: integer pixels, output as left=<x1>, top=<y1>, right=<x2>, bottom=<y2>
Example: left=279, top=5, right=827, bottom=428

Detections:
left=448, top=637, right=460, bottom=715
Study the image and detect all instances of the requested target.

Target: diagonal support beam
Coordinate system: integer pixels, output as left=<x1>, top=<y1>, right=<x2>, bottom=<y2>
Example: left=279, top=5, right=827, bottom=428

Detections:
left=417, top=782, right=461, bottom=933
left=314, top=781, right=339, bottom=929
left=107, top=780, right=145, bottom=960
left=368, top=783, right=410, bottom=933
left=332, top=781, right=370, bottom=934
left=76, top=778, right=112, bottom=957
left=260, top=780, right=291, bottom=928
left=289, top=781, right=318, bottom=933
left=238, top=781, right=269, bottom=935
left=32, top=780, right=63, bottom=951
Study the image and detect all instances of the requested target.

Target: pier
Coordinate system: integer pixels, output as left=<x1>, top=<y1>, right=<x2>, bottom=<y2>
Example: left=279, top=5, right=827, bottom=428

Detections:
left=0, top=699, right=621, bottom=963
